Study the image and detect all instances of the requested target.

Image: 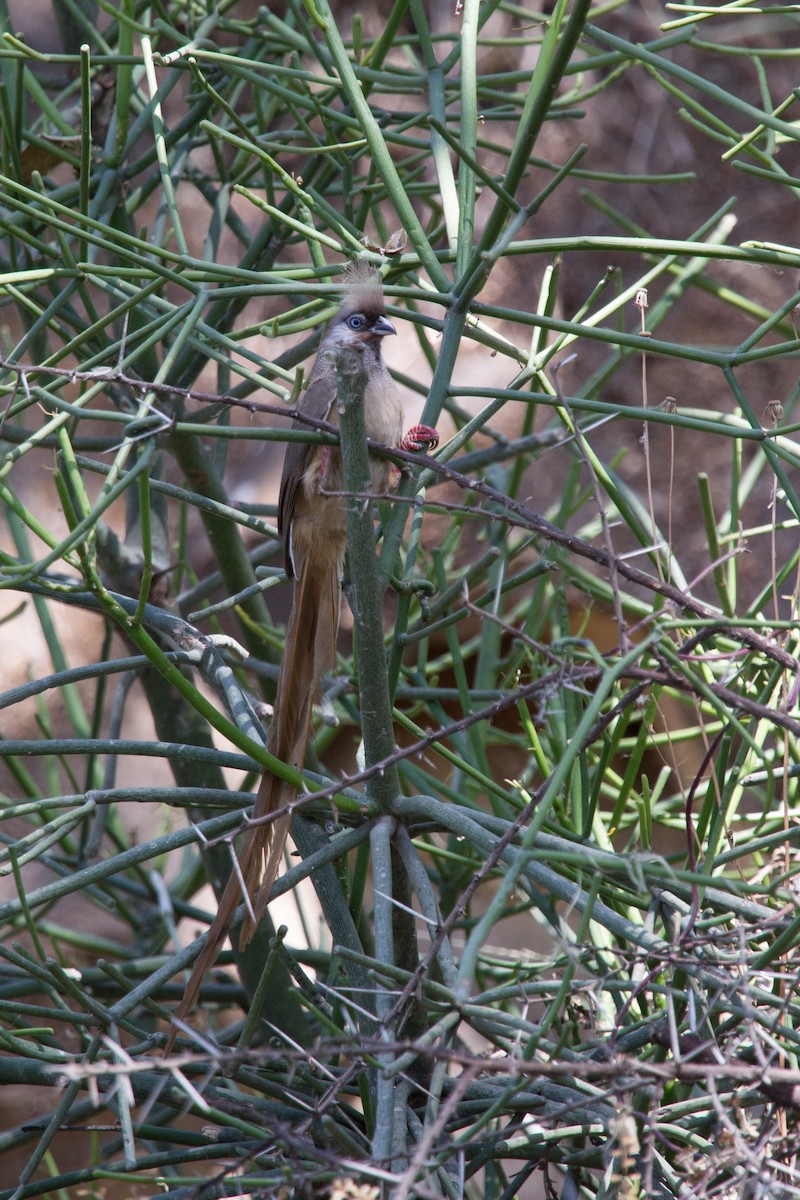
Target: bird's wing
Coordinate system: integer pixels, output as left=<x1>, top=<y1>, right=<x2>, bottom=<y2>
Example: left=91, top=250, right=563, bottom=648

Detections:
left=277, top=371, right=337, bottom=574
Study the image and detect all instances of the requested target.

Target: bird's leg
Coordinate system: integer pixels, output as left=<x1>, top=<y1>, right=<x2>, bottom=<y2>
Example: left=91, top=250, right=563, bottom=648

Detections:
left=401, top=424, right=439, bottom=453
left=390, top=425, right=440, bottom=484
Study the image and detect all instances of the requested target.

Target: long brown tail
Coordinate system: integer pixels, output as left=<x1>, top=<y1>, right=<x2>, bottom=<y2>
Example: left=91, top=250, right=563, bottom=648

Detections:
left=239, top=552, right=341, bottom=946
left=164, top=554, right=341, bottom=1053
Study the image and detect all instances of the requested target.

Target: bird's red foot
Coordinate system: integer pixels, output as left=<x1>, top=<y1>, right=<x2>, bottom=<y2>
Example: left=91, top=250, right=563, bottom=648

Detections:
left=401, top=424, right=439, bottom=453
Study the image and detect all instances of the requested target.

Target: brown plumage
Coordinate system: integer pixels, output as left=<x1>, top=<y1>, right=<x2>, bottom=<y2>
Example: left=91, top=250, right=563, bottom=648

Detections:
left=238, top=266, right=404, bottom=944
left=166, top=268, right=404, bottom=1051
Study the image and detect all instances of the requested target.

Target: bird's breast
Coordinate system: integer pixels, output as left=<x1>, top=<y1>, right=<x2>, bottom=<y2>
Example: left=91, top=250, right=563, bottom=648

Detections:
left=364, top=373, right=403, bottom=493
left=295, top=367, right=402, bottom=527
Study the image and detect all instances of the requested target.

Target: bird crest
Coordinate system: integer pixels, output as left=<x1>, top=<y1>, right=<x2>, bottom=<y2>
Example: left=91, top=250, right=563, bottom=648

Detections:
left=339, top=260, right=386, bottom=317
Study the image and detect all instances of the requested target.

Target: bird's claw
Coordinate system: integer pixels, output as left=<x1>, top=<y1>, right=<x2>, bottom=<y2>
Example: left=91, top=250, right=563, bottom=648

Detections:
left=401, top=424, right=439, bottom=454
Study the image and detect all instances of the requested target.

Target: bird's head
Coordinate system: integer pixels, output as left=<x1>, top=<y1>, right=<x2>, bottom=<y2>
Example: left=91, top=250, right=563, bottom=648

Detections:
left=332, top=264, right=396, bottom=345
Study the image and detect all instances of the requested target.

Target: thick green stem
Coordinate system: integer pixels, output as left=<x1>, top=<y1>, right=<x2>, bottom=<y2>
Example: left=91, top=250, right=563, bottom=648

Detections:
left=335, top=346, right=401, bottom=810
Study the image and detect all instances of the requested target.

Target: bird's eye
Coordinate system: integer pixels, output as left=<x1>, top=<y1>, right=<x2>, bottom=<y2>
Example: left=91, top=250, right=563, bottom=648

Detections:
left=347, top=314, right=365, bottom=330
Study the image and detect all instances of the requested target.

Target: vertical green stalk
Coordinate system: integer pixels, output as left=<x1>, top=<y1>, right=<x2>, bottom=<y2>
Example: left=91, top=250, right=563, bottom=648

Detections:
left=456, top=0, right=479, bottom=279
left=408, top=0, right=459, bottom=255
left=141, top=36, right=188, bottom=256
left=79, top=44, right=91, bottom=218
left=336, top=346, right=400, bottom=806
left=111, top=0, right=135, bottom=167
left=369, top=812, right=396, bottom=1161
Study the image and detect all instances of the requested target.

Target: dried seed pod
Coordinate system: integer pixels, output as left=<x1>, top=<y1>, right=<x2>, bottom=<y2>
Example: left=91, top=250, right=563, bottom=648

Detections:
left=763, top=400, right=784, bottom=427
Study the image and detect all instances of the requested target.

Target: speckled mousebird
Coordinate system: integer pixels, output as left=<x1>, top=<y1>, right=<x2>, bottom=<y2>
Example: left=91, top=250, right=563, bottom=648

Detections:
left=166, top=266, right=438, bottom=1050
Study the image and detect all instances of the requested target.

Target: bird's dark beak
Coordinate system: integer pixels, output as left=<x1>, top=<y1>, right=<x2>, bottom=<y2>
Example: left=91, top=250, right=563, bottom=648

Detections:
left=372, top=315, right=396, bottom=337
